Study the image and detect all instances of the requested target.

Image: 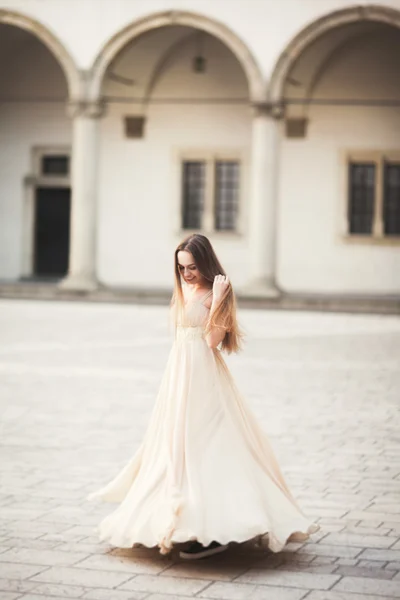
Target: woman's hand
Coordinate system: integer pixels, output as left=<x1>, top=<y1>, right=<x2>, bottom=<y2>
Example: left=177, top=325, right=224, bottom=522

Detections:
left=206, top=275, right=230, bottom=349
left=212, top=274, right=229, bottom=303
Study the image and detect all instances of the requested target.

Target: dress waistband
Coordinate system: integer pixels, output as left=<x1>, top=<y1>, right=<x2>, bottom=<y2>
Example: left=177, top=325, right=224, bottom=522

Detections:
left=176, top=326, right=204, bottom=341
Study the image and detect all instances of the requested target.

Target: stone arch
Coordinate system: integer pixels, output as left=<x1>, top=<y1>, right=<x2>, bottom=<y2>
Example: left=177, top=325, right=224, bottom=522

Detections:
left=89, top=10, right=265, bottom=103
left=268, top=4, right=400, bottom=103
left=143, top=32, right=196, bottom=104
left=0, top=8, right=81, bottom=99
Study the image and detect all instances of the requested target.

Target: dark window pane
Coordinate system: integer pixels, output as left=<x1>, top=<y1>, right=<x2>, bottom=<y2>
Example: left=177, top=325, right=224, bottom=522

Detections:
left=348, top=163, right=375, bottom=234
left=182, top=161, right=205, bottom=229
left=41, top=155, right=69, bottom=176
left=384, top=162, right=400, bottom=236
left=215, top=161, right=239, bottom=231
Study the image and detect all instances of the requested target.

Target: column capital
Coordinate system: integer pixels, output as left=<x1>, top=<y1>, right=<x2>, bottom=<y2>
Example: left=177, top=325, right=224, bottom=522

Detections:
left=67, top=99, right=106, bottom=119
left=251, top=102, right=285, bottom=120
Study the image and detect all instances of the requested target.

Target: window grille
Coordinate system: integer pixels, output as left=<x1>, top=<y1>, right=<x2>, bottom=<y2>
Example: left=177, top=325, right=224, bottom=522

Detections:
left=348, top=163, right=375, bottom=235
left=346, top=153, right=400, bottom=240
left=214, top=161, right=239, bottom=231
left=181, top=157, right=240, bottom=232
left=383, top=161, right=400, bottom=236
left=182, top=161, right=206, bottom=230
left=41, top=155, right=69, bottom=176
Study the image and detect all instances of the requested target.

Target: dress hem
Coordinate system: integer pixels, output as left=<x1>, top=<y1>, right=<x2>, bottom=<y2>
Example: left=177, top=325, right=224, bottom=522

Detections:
left=91, top=518, right=321, bottom=555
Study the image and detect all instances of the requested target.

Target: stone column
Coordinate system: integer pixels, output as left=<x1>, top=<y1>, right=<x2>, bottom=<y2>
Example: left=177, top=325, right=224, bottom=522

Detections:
left=60, top=100, right=104, bottom=291
left=247, top=102, right=283, bottom=297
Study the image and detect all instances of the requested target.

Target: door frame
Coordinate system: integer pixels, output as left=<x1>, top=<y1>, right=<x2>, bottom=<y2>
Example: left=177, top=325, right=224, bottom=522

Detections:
left=22, top=146, right=71, bottom=278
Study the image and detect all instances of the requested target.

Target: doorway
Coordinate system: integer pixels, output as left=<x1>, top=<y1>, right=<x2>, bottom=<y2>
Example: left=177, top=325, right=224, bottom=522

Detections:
left=34, top=187, right=71, bottom=277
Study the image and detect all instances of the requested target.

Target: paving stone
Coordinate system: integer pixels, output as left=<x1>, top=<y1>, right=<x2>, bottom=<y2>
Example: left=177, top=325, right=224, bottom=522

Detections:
left=144, top=596, right=198, bottom=600
left=63, top=525, right=98, bottom=539
left=163, top=561, right=246, bottom=581
left=306, top=592, right=394, bottom=600
left=348, top=511, right=400, bottom=523
left=198, top=581, right=308, bottom=599
left=245, top=551, right=315, bottom=572
left=312, top=557, right=337, bottom=565
left=0, top=509, right=48, bottom=522
left=299, top=543, right=363, bottom=559
left=0, top=548, right=89, bottom=567
left=119, top=574, right=210, bottom=594
left=21, top=597, right=84, bottom=600
left=83, top=589, right=147, bottom=600
left=0, top=538, right=61, bottom=551
left=383, top=523, right=400, bottom=534
left=0, top=562, right=47, bottom=580
left=390, top=539, right=400, bottom=550
left=53, top=542, right=108, bottom=554
left=334, top=558, right=358, bottom=566
left=280, top=553, right=316, bottom=564
left=25, top=583, right=87, bottom=597
left=109, top=547, right=161, bottom=559
left=367, top=504, right=400, bottom=515
left=322, top=532, right=397, bottom=549
left=275, top=564, right=338, bottom=574
left=0, top=579, right=38, bottom=594
left=0, top=531, right=42, bottom=542
left=334, top=565, right=395, bottom=579
left=359, top=548, right=400, bottom=561
left=358, top=559, right=388, bottom=568
left=308, top=509, right=347, bottom=519
left=38, top=532, right=87, bottom=543
left=7, top=521, right=70, bottom=535
left=29, top=566, right=133, bottom=588
left=346, top=525, right=392, bottom=536
left=1, top=301, right=400, bottom=600
left=78, top=536, right=102, bottom=545
left=333, top=575, right=400, bottom=596
left=74, top=554, right=169, bottom=575
left=235, top=569, right=341, bottom=589
left=358, top=519, right=385, bottom=529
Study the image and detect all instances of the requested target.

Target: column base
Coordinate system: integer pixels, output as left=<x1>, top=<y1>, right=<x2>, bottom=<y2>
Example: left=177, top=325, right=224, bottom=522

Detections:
left=58, top=274, right=98, bottom=292
left=242, top=278, right=281, bottom=299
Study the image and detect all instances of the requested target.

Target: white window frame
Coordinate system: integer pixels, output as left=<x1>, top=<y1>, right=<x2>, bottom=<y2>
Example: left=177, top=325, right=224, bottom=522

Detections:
left=174, top=149, right=245, bottom=238
left=342, top=150, right=400, bottom=245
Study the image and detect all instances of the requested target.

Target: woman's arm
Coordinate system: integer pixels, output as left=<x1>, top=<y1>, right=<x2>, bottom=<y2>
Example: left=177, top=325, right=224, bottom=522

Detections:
left=204, top=275, right=230, bottom=349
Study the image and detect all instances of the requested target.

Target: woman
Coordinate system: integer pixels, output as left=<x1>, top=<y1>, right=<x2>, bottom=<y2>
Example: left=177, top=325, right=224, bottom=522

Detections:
left=88, top=234, right=319, bottom=560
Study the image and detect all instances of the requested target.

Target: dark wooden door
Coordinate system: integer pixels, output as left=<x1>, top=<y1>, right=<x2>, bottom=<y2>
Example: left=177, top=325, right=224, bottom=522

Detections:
left=34, top=187, right=71, bottom=277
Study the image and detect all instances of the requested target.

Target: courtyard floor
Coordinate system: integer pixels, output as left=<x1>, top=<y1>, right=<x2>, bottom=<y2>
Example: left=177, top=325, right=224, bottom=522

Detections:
left=0, top=299, right=400, bottom=600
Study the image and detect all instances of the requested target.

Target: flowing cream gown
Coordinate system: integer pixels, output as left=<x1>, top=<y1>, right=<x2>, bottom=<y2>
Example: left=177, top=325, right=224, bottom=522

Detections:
left=87, top=290, right=319, bottom=554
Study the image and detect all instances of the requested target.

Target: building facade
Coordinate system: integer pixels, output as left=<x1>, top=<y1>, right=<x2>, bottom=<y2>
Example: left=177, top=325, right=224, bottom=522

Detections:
left=0, top=0, right=400, bottom=297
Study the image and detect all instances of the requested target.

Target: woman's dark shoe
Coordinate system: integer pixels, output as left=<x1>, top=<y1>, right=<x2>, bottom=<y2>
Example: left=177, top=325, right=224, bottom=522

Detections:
left=179, top=540, right=228, bottom=560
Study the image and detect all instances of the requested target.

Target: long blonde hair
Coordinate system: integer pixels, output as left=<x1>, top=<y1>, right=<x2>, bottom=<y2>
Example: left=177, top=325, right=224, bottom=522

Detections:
left=172, top=234, right=243, bottom=354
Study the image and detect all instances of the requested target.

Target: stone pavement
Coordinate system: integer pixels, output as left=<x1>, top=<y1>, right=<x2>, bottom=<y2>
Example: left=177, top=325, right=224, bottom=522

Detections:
left=0, top=299, right=400, bottom=600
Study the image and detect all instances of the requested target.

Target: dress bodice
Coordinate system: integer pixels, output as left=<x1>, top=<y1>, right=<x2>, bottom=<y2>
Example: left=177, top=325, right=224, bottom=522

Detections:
left=174, top=289, right=212, bottom=331
left=183, top=296, right=211, bottom=327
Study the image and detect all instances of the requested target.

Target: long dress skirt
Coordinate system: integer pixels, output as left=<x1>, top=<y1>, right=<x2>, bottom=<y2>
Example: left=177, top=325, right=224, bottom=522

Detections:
left=87, top=299, right=319, bottom=554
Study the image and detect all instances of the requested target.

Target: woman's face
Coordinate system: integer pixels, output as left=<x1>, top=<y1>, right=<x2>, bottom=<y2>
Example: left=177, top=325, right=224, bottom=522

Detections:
left=177, top=250, right=203, bottom=285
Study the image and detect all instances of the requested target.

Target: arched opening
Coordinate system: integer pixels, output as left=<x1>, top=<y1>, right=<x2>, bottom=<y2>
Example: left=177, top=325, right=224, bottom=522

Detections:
left=90, top=11, right=264, bottom=103
left=269, top=6, right=400, bottom=294
left=90, top=12, right=264, bottom=288
left=0, top=12, right=80, bottom=282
